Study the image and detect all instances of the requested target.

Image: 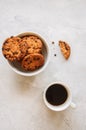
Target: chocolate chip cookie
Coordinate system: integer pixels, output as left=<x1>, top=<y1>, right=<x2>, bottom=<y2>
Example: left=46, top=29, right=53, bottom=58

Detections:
left=59, top=40, right=71, bottom=59
left=22, top=35, right=43, bottom=54
left=22, top=53, right=44, bottom=71
left=2, top=36, right=22, bottom=61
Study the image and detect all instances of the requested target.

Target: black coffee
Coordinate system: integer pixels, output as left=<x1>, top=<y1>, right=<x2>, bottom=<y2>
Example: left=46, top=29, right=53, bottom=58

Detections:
left=46, top=84, right=68, bottom=106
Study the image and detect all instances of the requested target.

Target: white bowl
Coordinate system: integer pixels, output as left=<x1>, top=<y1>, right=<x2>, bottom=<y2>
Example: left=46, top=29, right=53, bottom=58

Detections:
left=8, top=32, right=50, bottom=76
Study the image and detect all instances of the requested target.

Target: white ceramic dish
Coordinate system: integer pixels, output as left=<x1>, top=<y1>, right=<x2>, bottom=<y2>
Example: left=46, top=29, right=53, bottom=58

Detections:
left=8, top=32, right=50, bottom=76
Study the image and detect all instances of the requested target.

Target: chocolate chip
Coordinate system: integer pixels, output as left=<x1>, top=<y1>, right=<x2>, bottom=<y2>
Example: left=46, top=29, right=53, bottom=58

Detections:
left=10, top=36, right=14, bottom=38
left=6, top=48, right=10, bottom=51
left=35, top=65, right=38, bottom=68
left=34, top=57, right=37, bottom=60
left=4, top=54, right=6, bottom=58
left=3, top=42, right=8, bottom=45
left=30, top=60, right=32, bottom=63
left=13, top=51, right=18, bottom=55
left=35, top=40, right=37, bottom=42
left=34, top=57, right=40, bottom=60
left=37, top=57, right=40, bottom=60
left=25, top=59, right=28, bottom=62
left=2, top=47, right=4, bottom=51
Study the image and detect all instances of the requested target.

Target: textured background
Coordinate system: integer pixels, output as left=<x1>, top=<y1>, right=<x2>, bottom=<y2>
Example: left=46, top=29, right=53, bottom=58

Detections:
left=0, top=0, right=86, bottom=130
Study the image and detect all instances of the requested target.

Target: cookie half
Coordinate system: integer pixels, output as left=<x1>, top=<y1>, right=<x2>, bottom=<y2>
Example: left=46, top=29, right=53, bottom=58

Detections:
left=22, top=53, right=44, bottom=71
left=59, top=40, right=71, bottom=59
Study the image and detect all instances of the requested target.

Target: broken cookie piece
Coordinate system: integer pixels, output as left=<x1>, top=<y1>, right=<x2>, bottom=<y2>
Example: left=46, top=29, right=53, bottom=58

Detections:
left=59, top=40, right=71, bottom=60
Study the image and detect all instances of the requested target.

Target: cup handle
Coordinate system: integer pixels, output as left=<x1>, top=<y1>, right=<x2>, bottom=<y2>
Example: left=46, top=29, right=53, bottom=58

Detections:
left=70, top=102, right=76, bottom=108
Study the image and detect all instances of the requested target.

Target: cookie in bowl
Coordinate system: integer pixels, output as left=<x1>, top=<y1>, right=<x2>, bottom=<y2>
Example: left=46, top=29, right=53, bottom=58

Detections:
left=2, top=36, right=22, bottom=61
left=21, top=35, right=43, bottom=54
left=22, top=53, right=44, bottom=71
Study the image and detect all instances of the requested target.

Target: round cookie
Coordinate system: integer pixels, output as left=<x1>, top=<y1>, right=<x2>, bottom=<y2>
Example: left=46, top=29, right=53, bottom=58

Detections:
left=22, top=35, right=43, bottom=54
left=22, top=53, right=44, bottom=71
left=2, top=36, right=22, bottom=61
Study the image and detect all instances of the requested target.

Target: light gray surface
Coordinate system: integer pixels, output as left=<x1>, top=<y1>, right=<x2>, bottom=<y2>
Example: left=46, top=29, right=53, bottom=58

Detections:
left=0, top=0, right=86, bottom=130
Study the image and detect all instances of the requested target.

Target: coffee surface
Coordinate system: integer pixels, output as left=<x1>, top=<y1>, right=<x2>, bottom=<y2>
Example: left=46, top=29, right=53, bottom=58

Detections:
left=46, top=84, right=68, bottom=105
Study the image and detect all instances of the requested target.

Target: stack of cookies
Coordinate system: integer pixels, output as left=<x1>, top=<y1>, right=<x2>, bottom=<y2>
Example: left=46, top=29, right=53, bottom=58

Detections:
left=2, top=36, right=45, bottom=71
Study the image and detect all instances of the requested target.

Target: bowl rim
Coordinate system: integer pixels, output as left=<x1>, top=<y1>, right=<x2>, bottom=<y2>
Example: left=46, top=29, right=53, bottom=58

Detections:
left=8, top=32, right=50, bottom=76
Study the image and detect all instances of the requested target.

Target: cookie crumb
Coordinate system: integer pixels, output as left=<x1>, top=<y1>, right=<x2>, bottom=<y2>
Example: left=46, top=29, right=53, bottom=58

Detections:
left=52, top=41, right=55, bottom=44
left=54, top=54, right=57, bottom=57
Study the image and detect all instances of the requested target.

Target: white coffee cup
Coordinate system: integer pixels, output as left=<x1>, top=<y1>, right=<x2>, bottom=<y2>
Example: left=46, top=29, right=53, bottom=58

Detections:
left=43, top=83, right=76, bottom=111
